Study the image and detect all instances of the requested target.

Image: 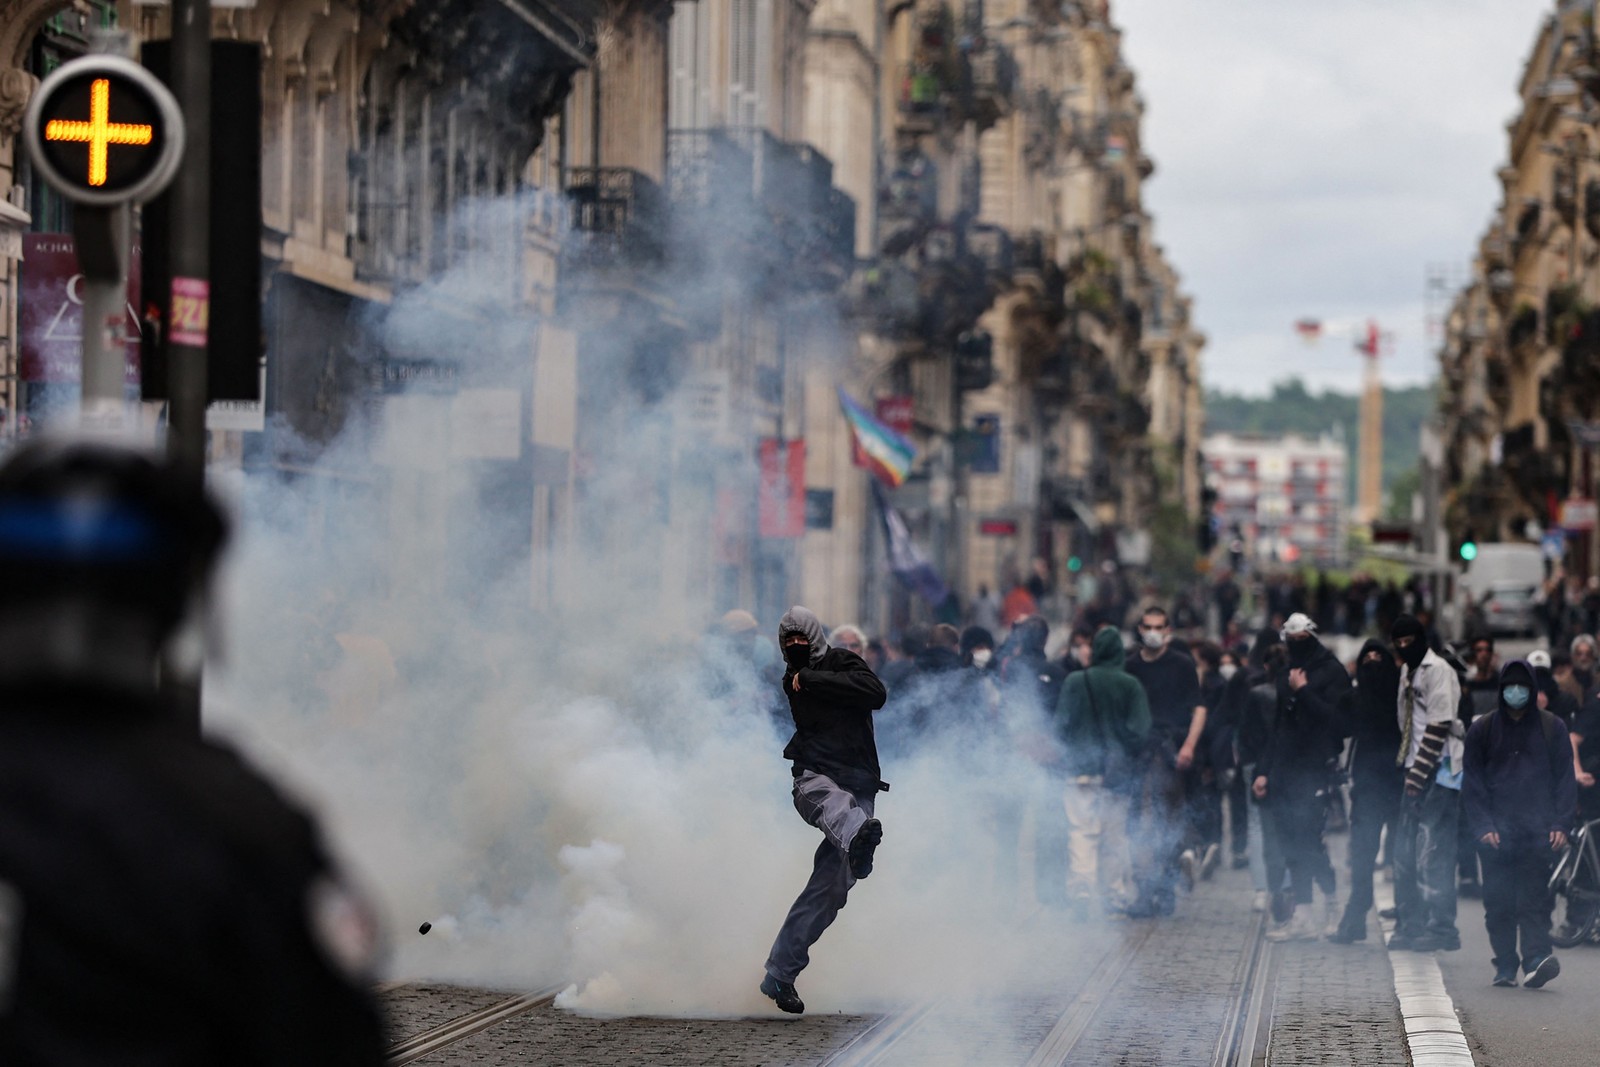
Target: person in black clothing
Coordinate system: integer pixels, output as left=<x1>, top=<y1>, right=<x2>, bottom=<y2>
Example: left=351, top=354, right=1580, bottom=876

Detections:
left=1125, top=606, right=1205, bottom=915
left=1254, top=613, right=1349, bottom=940
left=960, top=625, right=996, bottom=671
left=1212, top=647, right=1252, bottom=870
left=1192, top=641, right=1228, bottom=878
left=880, top=623, right=965, bottom=753
left=1329, top=639, right=1406, bottom=943
left=1462, top=660, right=1577, bottom=988
left=0, top=440, right=386, bottom=1065
left=762, top=606, right=888, bottom=1015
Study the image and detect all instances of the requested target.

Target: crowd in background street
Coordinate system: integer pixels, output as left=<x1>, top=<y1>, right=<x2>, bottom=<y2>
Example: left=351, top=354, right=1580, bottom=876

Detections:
left=720, top=559, right=1600, bottom=1005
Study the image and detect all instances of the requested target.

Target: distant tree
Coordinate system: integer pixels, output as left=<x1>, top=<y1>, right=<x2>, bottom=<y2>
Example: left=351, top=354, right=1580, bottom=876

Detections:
left=1204, top=378, right=1436, bottom=508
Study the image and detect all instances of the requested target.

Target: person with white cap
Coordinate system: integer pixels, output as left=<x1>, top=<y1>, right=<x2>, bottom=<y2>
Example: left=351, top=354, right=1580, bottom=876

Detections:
left=1253, top=612, right=1350, bottom=940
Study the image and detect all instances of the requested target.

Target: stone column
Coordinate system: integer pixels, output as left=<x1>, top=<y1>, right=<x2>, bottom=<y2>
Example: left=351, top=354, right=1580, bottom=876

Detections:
left=594, top=0, right=673, bottom=180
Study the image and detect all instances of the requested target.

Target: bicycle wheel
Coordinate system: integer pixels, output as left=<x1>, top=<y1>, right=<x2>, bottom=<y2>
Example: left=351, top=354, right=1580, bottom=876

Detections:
left=1550, top=853, right=1600, bottom=949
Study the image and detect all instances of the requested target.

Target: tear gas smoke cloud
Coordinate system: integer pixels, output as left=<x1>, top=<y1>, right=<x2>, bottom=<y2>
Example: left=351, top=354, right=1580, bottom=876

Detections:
left=201, top=178, right=1168, bottom=1023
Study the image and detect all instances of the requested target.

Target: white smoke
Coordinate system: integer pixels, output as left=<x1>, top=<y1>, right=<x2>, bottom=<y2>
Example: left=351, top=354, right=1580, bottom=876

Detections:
left=200, top=169, right=1138, bottom=1022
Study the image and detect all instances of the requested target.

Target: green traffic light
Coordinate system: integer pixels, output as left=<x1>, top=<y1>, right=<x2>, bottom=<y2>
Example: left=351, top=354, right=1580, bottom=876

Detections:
left=1067, top=555, right=1083, bottom=573
left=1460, top=542, right=1478, bottom=562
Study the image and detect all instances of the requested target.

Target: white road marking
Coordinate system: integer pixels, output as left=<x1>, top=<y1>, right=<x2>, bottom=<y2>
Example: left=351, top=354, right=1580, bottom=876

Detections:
left=1374, top=882, right=1475, bottom=1066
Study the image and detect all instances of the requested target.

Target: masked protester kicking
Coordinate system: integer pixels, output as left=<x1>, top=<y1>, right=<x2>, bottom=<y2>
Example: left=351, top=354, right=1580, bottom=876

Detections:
left=761, top=607, right=888, bottom=1015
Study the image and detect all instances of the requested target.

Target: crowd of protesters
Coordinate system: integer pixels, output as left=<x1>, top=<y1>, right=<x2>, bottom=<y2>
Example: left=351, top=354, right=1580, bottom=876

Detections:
left=729, top=560, right=1600, bottom=1009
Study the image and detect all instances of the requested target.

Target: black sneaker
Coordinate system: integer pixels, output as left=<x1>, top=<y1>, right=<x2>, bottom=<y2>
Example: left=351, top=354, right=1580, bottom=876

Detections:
left=1378, top=906, right=1398, bottom=921
left=760, top=974, right=805, bottom=1014
left=1492, top=968, right=1518, bottom=988
left=1523, top=955, right=1560, bottom=989
left=1387, top=932, right=1420, bottom=951
left=848, top=819, right=882, bottom=880
left=1407, top=933, right=1462, bottom=953
left=1327, top=923, right=1367, bottom=944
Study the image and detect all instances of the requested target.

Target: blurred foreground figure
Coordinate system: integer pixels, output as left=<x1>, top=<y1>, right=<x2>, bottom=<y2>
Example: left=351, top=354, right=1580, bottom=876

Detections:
left=762, top=606, right=887, bottom=1015
left=0, top=440, right=386, bottom=1064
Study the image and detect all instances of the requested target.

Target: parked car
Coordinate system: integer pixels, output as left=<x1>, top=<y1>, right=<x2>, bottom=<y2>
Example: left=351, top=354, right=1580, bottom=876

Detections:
left=1477, top=580, right=1539, bottom=637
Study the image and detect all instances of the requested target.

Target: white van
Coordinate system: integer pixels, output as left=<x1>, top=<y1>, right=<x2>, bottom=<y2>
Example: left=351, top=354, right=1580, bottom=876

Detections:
left=1459, top=543, right=1545, bottom=638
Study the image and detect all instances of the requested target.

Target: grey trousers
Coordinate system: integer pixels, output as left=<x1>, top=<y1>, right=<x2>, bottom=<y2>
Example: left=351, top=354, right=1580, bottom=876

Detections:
left=765, top=770, right=876, bottom=984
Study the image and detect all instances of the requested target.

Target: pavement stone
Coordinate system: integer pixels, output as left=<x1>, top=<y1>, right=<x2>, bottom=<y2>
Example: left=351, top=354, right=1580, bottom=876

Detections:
left=418, top=1000, right=874, bottom=1066
left=1265, top=935, right=1407, bottom=1067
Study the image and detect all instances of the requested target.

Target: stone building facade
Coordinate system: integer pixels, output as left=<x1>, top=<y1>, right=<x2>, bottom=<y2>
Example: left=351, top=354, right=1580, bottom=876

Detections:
left=1438, top=0, right=1600, bottom=578
left=0, top=0, right=1201, bottom=633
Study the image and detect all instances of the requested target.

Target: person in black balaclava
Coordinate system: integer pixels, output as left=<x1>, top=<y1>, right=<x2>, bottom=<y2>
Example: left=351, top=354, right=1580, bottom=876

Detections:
left=1329, top=639, right=1406, bottom=942
left=761, top=606, right=888, bottom=1015
left=1255, top=613, right=1349, bottom=941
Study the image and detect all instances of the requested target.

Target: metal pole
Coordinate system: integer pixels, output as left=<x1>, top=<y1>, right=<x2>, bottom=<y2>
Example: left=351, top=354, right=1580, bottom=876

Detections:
left=163, top=0, right=211, bottom=732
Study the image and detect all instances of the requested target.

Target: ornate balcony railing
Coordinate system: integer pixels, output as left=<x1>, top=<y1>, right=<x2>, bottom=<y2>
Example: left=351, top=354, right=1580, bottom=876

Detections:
left=563, top=166, right=667, bottom=269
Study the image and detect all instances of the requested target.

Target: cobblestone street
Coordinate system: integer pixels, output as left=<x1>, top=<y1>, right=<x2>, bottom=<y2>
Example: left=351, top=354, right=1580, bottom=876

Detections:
left=379, top=830, right=1415, bottom=1065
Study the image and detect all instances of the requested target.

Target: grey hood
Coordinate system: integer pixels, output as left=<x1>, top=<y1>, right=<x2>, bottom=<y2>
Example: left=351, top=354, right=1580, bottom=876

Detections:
left=778, top=605, right=830, bottom=666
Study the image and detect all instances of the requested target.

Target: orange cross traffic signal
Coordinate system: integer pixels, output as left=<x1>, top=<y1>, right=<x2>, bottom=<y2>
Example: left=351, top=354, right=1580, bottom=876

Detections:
left=23, top=54, right=182, bottom=206
left=44, top=78, right=154, bottom=187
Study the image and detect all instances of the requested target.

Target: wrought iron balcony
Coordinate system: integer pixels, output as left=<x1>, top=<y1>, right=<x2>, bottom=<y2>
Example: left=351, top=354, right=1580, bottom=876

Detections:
left=721, top=126, right=856, bottom=283
left=667, top=128, right=755, bottom=210
left=562, top=166, right=667, bottom=270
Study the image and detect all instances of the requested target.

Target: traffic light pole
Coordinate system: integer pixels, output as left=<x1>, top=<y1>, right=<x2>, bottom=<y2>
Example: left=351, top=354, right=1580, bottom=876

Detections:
left=166, top=0, right=209, bottom=474
left=162, top=0, right=211, bottom=732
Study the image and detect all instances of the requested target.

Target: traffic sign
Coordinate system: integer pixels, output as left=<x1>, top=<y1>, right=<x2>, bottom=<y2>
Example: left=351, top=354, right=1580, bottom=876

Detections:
left=22, top=54, right=183, bottom=207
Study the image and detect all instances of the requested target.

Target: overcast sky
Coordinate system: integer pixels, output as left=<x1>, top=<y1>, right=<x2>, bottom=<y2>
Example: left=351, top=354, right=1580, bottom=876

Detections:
left=1113, top=0, right=1554, bottom=397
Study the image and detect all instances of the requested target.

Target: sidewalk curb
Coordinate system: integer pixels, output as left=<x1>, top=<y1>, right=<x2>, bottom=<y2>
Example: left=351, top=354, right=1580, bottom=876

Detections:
left=1375, top=883, right=1475, bottom=1067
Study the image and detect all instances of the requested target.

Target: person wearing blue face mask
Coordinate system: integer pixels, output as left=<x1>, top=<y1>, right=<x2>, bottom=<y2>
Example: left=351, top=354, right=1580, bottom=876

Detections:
left=1462, top=660, right=1578, bottom=989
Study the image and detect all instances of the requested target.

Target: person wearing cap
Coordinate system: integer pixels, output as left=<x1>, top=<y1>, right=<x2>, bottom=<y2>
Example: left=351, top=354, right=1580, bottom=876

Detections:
left=1462, top=660, right=1577, bottom=988
left=1388, top=614, right=1466, bottom=953
left=1253, top=613, right=1349, bottom=941
left=1528, top=649, right=1580, bottom=725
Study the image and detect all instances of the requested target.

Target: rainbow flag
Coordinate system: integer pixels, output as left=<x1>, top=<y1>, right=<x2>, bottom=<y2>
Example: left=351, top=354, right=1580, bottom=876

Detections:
left=839, top=388, right=916, bottom=488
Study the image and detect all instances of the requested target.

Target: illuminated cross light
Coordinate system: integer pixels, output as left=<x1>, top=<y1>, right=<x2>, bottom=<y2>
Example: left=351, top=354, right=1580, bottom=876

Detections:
left=43, top=78, right=153, bottom=187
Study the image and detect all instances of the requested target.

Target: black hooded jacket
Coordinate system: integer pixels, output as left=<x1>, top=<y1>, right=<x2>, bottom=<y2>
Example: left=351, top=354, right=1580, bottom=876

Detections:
left=778, top=607, right=888, bottom=793
left=1463, top=660, right=1578, bottom=846
left=1258, top=635, right=1350, bottom=791
left=1339, top=638, right=1406, bottom=789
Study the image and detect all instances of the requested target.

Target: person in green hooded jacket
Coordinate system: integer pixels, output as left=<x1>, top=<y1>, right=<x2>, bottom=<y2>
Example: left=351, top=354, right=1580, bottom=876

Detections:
left=1055, top=625, right=1153, bottom=918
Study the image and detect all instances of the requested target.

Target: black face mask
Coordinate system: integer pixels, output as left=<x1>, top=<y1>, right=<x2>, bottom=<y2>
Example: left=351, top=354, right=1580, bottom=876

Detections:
left=1395, top=639, right=1427, bottom=671
left=1286, top=637, right=1315, bottom=666
left=783, top=643, right=811, bottom=670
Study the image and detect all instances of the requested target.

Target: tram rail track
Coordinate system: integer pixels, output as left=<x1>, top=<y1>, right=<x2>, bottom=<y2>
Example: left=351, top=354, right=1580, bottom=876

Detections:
left=384, top=987, right=561, bottom=1065
left=817, top=908, right=1274, bottom=1067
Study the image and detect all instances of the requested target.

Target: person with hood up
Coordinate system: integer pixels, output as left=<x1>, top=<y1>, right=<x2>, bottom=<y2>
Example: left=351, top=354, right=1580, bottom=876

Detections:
left=1253, top=613, right=1349, bottom=941
left=1329, top=639, right=1406, bottom=943
left=1055, top=626, right=1152, bottom=918
left=1388, top=614, right=1466, bottom=953
left=1462, top=660, right=1577, bottom=988
left=761, top=607, right=888, bottom=1015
